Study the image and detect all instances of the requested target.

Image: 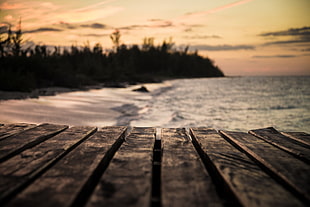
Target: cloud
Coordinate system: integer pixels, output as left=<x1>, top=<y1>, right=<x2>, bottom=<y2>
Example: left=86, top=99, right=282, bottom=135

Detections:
left=155, top=21, right=173, bottom=28
left=82, top=33, right=110, bottom=37
left=80, top=23, right=106, bottom=29
left=264, top=39, right=310, bottom=45
left=188, top=44, right=255, bottom=51
left=184, top=35, right=221, bottom=39
left=0, top=2, right=24, bottom=10
left=74, top=0, right=116, bottom=12
left=260, top=27, right=310, bottom=37
left=260, top=26, right=310, bottom=45
left=58, top=21, right=77, bottom=29
left=1, top=1, right=123, bottom=30
left=175, top=0, right=255, bottom=29
left=4, top=15, right=14, bottom=21
left=252, top=55, right=297, bottom=58
left=147, top=19, right=173, bottom=28
left=57, top=21, right=108, bottom=30
left=183, top=0, right=254, bottom=19
left=148, top=19, right=164, bottom=22
left=119, top=20, right=174, bottom=31
left=24, top=27, right=63, bottom=34
left=119, top=25, right=146, bottom=30
left=55, top=5, right=123, bottom=24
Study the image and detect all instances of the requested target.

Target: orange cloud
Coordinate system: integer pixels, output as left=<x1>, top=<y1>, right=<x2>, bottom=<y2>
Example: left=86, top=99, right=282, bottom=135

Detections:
left=55, top=6, right=124, bottom=23
left=183, top=0, right=255, bottom=18
left=2, top=0, right=123, bottom=29
left=4, top=15, right=14, bottom=21
left=0, top=2, right=23, bottom=10
left=74, top=0, right=116, bottom=12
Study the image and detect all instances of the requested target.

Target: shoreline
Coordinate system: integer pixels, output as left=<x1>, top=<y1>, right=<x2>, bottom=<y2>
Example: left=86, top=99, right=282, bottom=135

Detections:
left=0, top=76, right=172, bottom=101
left=0, top=81, right=172, bottom=127
left=0, top=82, right=133, bottom=101
left=0, top=76, right=228, bottom=101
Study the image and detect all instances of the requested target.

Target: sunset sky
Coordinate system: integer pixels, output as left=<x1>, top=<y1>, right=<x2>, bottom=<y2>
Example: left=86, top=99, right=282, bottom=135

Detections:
left=1, top=0, right=309, bottom=76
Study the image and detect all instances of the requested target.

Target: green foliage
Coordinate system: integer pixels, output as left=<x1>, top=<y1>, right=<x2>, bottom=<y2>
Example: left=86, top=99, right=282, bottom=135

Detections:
left=0, top=27, right=224, bottom=92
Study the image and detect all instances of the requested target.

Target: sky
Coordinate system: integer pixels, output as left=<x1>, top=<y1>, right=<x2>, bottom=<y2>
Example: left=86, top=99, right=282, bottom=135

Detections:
left=0, top=0, right=309, bottom=76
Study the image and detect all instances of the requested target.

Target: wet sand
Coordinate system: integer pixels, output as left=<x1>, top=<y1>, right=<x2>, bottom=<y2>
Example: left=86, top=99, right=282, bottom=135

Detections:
left=0, top=83, right=169, bottom=127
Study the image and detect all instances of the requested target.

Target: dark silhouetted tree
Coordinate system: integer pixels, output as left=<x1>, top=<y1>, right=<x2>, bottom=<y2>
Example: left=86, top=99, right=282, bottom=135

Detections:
left=110, top=29, right=121, bottom=51
left=142, top=37, right=154, bottom=51
left=12, top=18, right=23, bottom=56
left=0, top=22, right=224, bottom=92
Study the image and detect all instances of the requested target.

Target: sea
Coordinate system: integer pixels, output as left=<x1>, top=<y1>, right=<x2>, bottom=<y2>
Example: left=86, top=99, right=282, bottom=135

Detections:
left=1, top=76, right=309, bottom=133
left=129, top=76, right=310, bottom=133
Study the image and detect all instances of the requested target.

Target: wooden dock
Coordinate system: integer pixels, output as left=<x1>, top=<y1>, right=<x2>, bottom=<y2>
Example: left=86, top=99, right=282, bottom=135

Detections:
left=0, top=123, right=309, bottom=207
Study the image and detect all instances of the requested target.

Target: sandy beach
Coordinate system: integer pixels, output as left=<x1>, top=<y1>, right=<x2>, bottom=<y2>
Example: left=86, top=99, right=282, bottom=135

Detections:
left=0, top=82, right=170, bottom=127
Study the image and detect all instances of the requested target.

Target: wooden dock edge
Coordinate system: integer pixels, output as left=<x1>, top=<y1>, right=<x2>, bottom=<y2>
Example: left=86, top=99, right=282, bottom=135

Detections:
left=0, top=123, right=309, bottom=207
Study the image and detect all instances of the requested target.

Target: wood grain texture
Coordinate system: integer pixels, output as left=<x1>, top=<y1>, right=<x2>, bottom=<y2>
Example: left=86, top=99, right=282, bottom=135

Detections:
left=249, top=127, right=310, bottom=163
left=221, top=130, right=310, bottom=204
left=190, top=128, right=305, bottom=207
left=5, top=126, right=127, bottom=207
left=0, top=123, right=37, bottom=141
left=0, top=126, right=97, bottom=203
left=161, top=128, right=223, bottom=207
left=281, top=132, right=310, bottom=147
left=0, top=123, right=68, bottom=162
left=86, top=127, right=155, bottom=207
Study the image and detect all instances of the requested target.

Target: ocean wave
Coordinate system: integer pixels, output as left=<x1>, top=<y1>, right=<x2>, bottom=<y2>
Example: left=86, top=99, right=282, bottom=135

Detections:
left=118, top=77, right=309, bottom=132
left=152, top=85, right=174, bottom=97
left=170, top=112, right=186, bottom=122
left=112, top=104, right=141, bottom=126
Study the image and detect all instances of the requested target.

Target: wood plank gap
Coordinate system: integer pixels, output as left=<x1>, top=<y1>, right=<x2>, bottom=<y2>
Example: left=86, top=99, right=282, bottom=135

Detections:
left=249, top=127, right=310, bottom=164
left=69, top=127, right=127, bottom=207
left=0, top=124, right=69, bottom=163
left=5, top=126, right=127, bottom=207
left=189, top=128, right=242, bottom=207
left=280, top=132, right=310, bottom=147
left=0, top=124, right=37, bottom=141
left=220, top=130, right=310, bottom=205
left=151, top=128, right=162, bottom=207
left=161, top=128, right=224, bottom=207
left=86, top=127, right=155, bottom=207
left=190, top=128, right=306, bottom=207
left=0, top=126, right=98, bottom=205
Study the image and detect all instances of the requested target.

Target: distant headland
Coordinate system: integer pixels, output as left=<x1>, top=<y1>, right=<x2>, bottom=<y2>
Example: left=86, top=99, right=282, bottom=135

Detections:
left=0, top=26, right=224, bottom=92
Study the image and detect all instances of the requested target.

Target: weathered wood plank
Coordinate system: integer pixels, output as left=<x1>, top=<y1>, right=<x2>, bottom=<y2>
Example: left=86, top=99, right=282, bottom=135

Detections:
left=5, top=126, right=127, bottom=207
left=0, top=123, right=37, bottom=141
left=86, top=127, right=155, bottom=207
left=220, top=131, right=310, bottom=204
left=0, top=126, right=97, bottom=204
left=249, top=127, right=310, bottom=163
left=0, top=123, right=68, bottom=162
left=190, top=128, right=305, bottom=207
left=161, top=128, right=223, bottom=207
left=281, top=132, right=310, bottom=147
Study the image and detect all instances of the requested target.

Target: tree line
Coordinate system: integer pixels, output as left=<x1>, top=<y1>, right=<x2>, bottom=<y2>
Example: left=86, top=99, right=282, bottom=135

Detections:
left=0, top=23, right=224, bottom=92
